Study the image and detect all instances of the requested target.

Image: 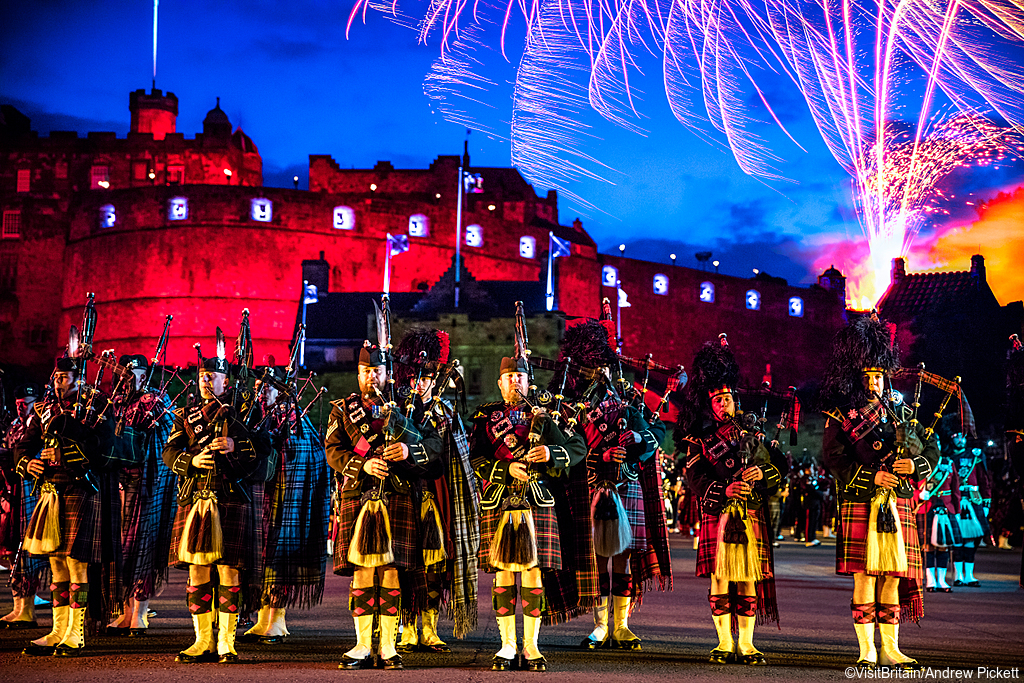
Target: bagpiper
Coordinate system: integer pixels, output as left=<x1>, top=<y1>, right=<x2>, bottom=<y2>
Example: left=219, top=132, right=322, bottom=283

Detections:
left=239, top=364, right=330, bottom=643
left=553, top=319, right=670, bottom=652
left=469, top=354, right=586, bottom=672
left=325, top=341, right=442, bottom=670
left=675, top=335, right=787, bottom=665
left=1, top=383, right=48, bottom=629
left=950, top=431, right=990, bottom=587
left=16, top=354, right=128, bottom=656
left=921, top=433, right=961, bottom=593
left=163, top=337, right=272, bottom=663
left=107, top=354, right=176, bottom=636
left=820, top=315, right=938, bottom=670
left=1005, top=335, right=1024, bottom=587
left=393, top=328, right=481, bottom=653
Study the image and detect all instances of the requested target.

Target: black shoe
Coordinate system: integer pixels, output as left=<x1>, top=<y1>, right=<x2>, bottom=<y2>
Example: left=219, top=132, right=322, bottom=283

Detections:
left=396, top=642, right=417, bottom=654
left=421, top=642, right=452, bottom=653
left=23, top=643, right=57, bottom=657
left=128, top=628, right=147, bottom=637
left=381, top=655, right=404, bottom=670
left=105, top=626, right=131, bottom=637
left=176, top=649, right=218, bottom=663
left=525, top=656, right=547, bottom=672
left=967, top=580, right=981, bottom=587
left=886, top=660, right=923, bottom=671
left=339, top=654, right=374, bottom=669
left=492, top=655, right=515, bottom=671
left=856, top=660, right=877, bottom=670
left=939, top=586, right=952, bottom=593
left=579, top=635, right=607, bottom=650
left=953, top=580, right=964, bottom=586
left=926, top=587, right=935, bottom=592
left=1, top=620, right=39, bottom=630
left=236, top=632, right=262, bottom=644
left=738, top=652, right=767, bottom=666
left=219, top=653, right=240, bottom=664
left=709, top=649, right=735, bottom=664
left=53, top=644, right=85, bottom=658
left=612, top=637, right=641, bottom=651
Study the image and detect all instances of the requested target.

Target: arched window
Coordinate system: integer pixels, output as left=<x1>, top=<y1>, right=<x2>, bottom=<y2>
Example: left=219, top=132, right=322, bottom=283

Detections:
left=250, top=198, right=273, bottom=222
left=465, top=224, right=483, bottom=247
left=699, top=281, right=715, bottom=303
left=602, top=265, right=618, bottom=287
left=99, top=204, right=116, bottom=228
left=653, top=274, right=669, bottom=295
left=789, top=297, right=804, bottom=317
left=168, top=197, right=188, bottom=221
left=408, top=213, right=430, bottom=237
left=746, top=289, right=761, bottom=310
left=333, top=205, right=356, bottom=230
left=519, top=236, right=536, bottom=258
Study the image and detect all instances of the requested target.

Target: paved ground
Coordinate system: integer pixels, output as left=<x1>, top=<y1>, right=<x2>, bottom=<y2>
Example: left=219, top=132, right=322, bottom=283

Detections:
left=1, top=535, right=1022, bottom=682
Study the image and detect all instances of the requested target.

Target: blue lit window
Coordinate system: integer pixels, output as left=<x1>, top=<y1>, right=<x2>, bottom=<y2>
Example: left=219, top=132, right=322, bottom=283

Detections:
left=789, top=297, right=804, bottom=317
left=520, top=236, right=536, bottom=258
left=99, top=204, right=116, bottom=228
left=602, top=265, right=618, bottom=287
left=746, top=289, right=761, bottom=310
left=333, top=205, right=355, bottom=230
left=653, top=274, right=669, bottom=295
left=409, top=213, right=430, bottom=237
left=168, top=197, right=188, bottom=221
left=251, top=198, right=273, bottom=222
left=699, top=281, right=715, bottom=303
left=465, top=224, right=483, bottom=247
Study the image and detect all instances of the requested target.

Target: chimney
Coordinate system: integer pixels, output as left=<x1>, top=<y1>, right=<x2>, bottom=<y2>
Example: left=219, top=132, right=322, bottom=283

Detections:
left=572, top=218, right=583, bottom=232
left=970, top=254, right=986, bottom=284
left=891, top=257, right=906, bottom=284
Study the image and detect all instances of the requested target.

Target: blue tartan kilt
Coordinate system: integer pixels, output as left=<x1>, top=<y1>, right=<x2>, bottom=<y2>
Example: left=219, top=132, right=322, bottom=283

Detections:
left=333, top=490, right=419, bottom=575
left=479, top=500, right=562, bottom=572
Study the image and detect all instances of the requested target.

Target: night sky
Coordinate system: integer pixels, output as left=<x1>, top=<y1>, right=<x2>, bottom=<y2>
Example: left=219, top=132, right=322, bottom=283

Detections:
left=5, top=0, right=1023, bottom=293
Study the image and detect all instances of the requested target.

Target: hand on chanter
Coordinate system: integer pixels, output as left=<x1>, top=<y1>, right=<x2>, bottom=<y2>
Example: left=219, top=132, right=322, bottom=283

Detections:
left=526, top=445, right=550, bottom=463
left=726, top=481, right=751, bottom=500
left=892, top=458, right=914, bottom=475
left=383, top=442, right=409, bottom=461
left=741, top=466, right=764, bottom=483
left=509, top=462, right=531, bottom=482
left=603, top=446, right=626, bottom=463
left=363, top=457, right=389, bottom=480
left=874, top=470, right=900, bottom=488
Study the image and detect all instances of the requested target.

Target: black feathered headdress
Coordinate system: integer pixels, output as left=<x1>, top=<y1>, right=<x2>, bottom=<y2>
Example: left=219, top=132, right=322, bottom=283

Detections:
left=818, top=313, right=899, bottom=409
left=549, top=318, right=617, bottom=399
left=394, top=328, right=450, bottom=385
left=676, top=334, right=740, bottom=434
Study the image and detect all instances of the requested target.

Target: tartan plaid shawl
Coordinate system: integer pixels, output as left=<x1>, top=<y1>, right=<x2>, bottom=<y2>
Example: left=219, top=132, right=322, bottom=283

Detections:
left=542, top=457, right=600, bottom=625
left=260, top=412, right=330, bottom=610
left=634, top=451, right=673, bottom=601
left=432, top=401, right=480, bottom=639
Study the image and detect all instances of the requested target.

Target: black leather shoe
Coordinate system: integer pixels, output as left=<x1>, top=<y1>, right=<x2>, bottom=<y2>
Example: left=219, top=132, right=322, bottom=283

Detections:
left=381, top=655, right=404, bottom=670
left=396, top=642, right=417, bottom=654
left=954, top=579, right=964, bottom=586
left=579, top=635, right=606, bottom=650
left=738, top=652, right=767, bottom=666
left=856, top=660, right=877, bottom=670
left=1, top=620, right=39, bottom=630
left=926, top=587, right=935, bottom=592
left=176, top=650, right=218, bottom=663
left=105, top=626, right=131, bottom=637
left=218, top=653, right=240, bottom=664
left=53, top=644, right=85, bottom=658
left=128, top=628, right=147, bottom=637
left=23, top=643, right=57, bottom=657
left=492, top=655, right=515, bottom=671
left=940, top=587, right=952, bottom=593
left=966, top=580, right=981, bottom=587
left=235, top=632, right=262, bottom=644
left=887, top=660, right=923, bottom=671
left=612, top=637, right=641, bottom=651
left=421, top=642, right=452, bottom=653
left=525, top=656, right=547, bottom=672
left=339, top=654, right=374, bottom=669
left=709, top=649, right=735, bottom=664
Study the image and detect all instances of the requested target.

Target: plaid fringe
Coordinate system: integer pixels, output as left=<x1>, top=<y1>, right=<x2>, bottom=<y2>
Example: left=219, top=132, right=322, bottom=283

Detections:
left=634, top=451, right=673, bottom=601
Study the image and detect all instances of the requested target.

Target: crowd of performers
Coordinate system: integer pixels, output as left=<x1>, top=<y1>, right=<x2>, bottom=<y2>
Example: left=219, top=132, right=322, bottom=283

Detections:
left=0, top=295, right=1022, bottom=672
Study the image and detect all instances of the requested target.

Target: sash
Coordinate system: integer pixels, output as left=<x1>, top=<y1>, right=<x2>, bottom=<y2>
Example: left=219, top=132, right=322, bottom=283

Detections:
left=840, top=402, right=886, bottom=443
left=957, top=457, right=976, bottom=483
left=702, top=421, right=742, bottom=467
left=341, top=394, right=387, bottom=459
left=483, top=406, right=531, bottom=463
left=584, top=401, right=637, bottom=483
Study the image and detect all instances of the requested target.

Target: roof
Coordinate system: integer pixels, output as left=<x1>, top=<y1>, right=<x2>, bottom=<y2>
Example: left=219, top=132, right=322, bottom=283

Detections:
left=877, top=269, right=1000, bottom=324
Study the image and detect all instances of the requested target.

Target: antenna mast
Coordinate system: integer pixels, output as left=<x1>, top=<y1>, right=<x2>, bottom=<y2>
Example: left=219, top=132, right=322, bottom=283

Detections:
left=152, top=0, right=159, bottom=89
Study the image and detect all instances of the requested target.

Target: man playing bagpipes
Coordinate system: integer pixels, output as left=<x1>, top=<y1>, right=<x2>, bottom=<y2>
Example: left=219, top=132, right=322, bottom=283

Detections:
left=674, top=335, right=788, bottom=666
left=108, top=352, right=176, bottom=636
left=469, top=355, right=586, bottom=672
left=951, top=436, right=990, bottom=587
left=16, top=354, right=127, bottom=657
left=820, top=315, right=940, bottom=671
left=552, top=319, right=664, bottom=652
left=1004, top=335, right=1024, bottom=587
left=921, top=426, right=962, bottom=593
left=1, top=383, right=49, bottom=630
left=393, top=328, right=481, bottom=655
left=239, top=362, right=330, bottom=643
left=163, top=340, right=272, bottom=664
left=325, top=340, right=442, bottom=670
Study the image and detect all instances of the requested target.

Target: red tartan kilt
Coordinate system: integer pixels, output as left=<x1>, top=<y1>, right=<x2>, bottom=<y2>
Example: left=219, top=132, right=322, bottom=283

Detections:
left=169, top=497, right=255, bottom=569
left=695, top=507, right=772, bottom=579
left=33, top=486, right=105, bottom=563
left=837, top=497, right=922, bottom=579
left=333, top=491, right=419, bottom=575
left=479, top=503, right=561, bottom=572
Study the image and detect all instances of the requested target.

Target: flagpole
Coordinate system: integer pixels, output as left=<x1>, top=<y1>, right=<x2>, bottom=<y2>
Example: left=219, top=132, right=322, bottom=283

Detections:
left=455, top=142, right=466, bottom=309
left=384, top=233, right=392, bottom=295
left=546, top=231, right=554, bottom=311
left=615, top=278, right=623, bottom=352
left=300, top=279, right=308, bottom=367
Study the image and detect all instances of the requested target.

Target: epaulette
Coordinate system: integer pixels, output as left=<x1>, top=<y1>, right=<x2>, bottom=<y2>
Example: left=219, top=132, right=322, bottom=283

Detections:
left=471, top=401, right=505, bottom=421
left=823, top=408, right=844, bottom=423
left=330, top=398, right=348, bottom=411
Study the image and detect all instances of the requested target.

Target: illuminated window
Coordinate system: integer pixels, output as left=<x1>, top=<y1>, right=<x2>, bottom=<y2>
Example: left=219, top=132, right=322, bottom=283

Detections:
left=17, top=169, right=30, bottom=193
left=789, top=297, right=804, bottom=317
left=602, top=265, right=618, bottom=287
left=333, top=205, right=356, bottom=230
left=653, top=274, right=669, bottom=296
left=167, top=165, right=184, bottom=184
left=99, top=204, right=116, bottom=229
left=2, top=211, right=21, bottom=239
left=90, top=165, right=109, bottom=190
left=699, top=282, right=715, bottom=303
left=465, top=224, right=483, bottom=247
left=520, top=236, right=536, bottom=258
left=408, top=213, right=430, bottom=237
left=168, top=197, right=188, bottom=221
left=746, top=289, right=761, bottom=310
left=251, top=198, right=273, bottom=222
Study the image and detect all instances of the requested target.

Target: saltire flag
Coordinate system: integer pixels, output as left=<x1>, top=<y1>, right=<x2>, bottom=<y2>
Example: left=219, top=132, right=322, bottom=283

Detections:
left=550, top=234, right=571, bottom=258
left=303, top=283, right=318, bottom=304
left=388, top=234, right=410, bottom=256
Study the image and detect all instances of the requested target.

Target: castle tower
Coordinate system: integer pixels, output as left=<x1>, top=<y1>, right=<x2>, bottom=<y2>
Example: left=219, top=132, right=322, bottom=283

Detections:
left=129, top=88, right=178, bottom=140
left=818, top=264, right=847, bottom=307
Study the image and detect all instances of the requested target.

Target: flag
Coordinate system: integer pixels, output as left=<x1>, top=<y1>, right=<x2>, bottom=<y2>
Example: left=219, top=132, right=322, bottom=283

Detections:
left=388, top=234, right=409, bottom=256
left=303, top=283, right=318, bottom=305
left=618, top=286, right=631, bottom=308
left=550, top=234, right=571, bottom=258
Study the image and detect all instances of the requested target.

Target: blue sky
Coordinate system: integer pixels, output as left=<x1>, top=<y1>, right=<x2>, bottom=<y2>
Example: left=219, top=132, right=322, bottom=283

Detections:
left=4, top=0, right=1021, bottom=286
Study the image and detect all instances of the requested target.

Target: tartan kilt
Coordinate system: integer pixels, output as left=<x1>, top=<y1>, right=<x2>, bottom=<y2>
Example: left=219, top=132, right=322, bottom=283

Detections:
left=957, top=500, right=988, bottom=541
left=695, top=506, right=772, bottom=579
left=9, top=478, right=49, bottom=596
left=597, top=479, right=646, bottom=553
left=479, top=503, right=562, bottom=572
left=837, top=497, right=922, bottom=579
left=926, top=507, right=962, bottom=547
left=32, top=484, right=106, bottom=564
left=169, top=495, right=256, bottom=569
left=333, top=491, right=419, bottom=575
